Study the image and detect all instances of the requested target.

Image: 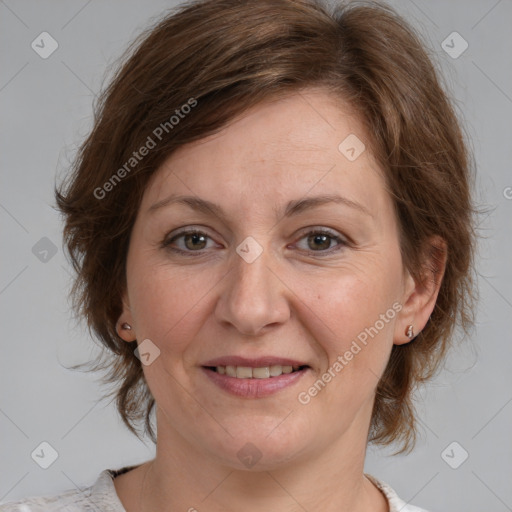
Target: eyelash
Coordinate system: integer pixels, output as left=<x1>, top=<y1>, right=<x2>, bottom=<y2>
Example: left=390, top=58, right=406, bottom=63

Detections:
left=162, top=228, right=348, bottom=256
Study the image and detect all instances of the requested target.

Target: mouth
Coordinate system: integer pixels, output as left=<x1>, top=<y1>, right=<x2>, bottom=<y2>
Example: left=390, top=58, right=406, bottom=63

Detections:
left=200, top=357, right=310, bottom=398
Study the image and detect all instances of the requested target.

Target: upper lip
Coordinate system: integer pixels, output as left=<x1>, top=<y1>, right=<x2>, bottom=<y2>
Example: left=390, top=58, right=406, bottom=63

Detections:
left=202, top=356, right=309, bottom=368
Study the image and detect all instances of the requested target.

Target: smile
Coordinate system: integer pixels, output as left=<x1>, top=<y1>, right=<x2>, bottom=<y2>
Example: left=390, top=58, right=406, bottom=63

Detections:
left=201, top=358, right=310, bottom=398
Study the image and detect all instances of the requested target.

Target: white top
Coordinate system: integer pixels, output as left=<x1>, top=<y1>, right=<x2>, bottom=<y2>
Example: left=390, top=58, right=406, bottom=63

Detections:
left=0, top=466, right=428, bottom=511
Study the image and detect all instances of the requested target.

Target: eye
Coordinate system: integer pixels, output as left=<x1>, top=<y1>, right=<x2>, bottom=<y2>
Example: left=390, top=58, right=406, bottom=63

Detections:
left=294, top=229, right=346, bottom=253
left=164, top=230, right=217, bottom=252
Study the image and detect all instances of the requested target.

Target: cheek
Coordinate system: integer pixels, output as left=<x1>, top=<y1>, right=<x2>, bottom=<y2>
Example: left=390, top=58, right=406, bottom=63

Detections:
left=301, top=256, right=402, bottom=370
left=126, top=262, right=218, bottom=408
left=127, top=256, right=222, bottom=355
left=291, top=265, right=401, bottom=422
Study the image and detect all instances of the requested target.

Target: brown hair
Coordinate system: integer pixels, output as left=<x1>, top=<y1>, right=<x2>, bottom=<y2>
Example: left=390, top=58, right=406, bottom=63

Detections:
left=56, top=0, right=476, bottom=452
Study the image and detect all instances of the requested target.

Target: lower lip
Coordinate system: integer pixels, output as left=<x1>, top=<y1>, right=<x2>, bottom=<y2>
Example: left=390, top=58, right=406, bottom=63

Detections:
left=202, top=367, right=308, bottom=398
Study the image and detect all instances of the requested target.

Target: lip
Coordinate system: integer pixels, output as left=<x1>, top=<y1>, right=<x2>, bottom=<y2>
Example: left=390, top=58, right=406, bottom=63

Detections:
left=202, top=366, right=309, bottom=398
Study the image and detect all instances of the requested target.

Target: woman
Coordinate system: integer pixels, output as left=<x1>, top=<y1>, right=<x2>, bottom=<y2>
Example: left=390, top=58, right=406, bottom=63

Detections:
left=2, top=0, right=475, bottom=510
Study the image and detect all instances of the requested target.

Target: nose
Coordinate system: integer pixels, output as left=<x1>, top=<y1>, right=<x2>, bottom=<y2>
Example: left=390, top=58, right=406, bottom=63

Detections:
left=214, top=246, right=291, bottom=337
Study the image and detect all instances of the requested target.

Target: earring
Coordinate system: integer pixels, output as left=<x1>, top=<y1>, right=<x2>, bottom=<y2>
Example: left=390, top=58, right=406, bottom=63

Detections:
left=121, top=322, right=132, bottom=330
left=405, top=325, right=414, bottom=339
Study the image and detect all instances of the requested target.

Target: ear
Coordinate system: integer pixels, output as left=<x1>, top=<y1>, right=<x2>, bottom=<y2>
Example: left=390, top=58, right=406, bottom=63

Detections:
left=394, top=235, right=447, bottom=345
left=116, top=292, right=137, bottom=342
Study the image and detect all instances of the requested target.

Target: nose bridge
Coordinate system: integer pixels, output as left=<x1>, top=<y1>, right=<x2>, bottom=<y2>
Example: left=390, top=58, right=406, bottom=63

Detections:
left=234, top=247, right=270, bottom=301
left=215, top=241, right=289, bottom=335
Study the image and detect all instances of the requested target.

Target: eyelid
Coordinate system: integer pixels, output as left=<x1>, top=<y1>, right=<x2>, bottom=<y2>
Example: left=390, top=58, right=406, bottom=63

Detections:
left=164, top=225, right=217, bottom=241
left=296, top=225, right=342, bottom=236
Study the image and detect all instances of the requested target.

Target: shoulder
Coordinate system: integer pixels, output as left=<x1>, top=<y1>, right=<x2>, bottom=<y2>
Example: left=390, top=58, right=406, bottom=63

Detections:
left=0, top=487, right=86, bottom=512
left=0, top=467, right=134, bottom=512
left=366, top=474, right=430, bottom=512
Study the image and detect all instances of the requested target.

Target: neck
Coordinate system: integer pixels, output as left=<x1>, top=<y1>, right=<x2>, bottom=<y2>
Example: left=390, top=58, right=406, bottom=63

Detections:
left=139, top=410, right=387, bottom=512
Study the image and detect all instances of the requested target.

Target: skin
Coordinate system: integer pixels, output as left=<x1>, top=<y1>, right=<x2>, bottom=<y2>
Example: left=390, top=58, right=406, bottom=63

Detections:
left=114, top=88, right=445, bottom=512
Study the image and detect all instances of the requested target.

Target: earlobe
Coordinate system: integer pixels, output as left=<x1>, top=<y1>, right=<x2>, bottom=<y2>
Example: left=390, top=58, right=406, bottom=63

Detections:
left=394, top=236, right=447, bottom=346
left=116, top=294, right=137, bottom=342
left=116, top=319, right=136, bottom=342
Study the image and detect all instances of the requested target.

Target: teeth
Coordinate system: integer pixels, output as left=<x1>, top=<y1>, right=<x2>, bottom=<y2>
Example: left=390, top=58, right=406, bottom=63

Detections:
left=236, top=366, right=253, bottom=379
left=270, top=365, right=283, bottom=377
left=214, top=364, right=300, bottom=378
left=252, top=367, right=270, bottom=379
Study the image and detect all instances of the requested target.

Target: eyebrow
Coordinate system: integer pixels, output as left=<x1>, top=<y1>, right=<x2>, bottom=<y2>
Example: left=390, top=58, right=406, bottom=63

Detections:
left=147, top=193, right=373, bottom=220
left=148, top=194, right=228, bottom=221
left=282, top=194, right=373, bottom=218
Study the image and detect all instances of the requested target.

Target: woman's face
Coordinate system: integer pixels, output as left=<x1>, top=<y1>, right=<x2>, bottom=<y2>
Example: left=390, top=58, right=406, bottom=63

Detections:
left=122, top=89, right=415, bottom=469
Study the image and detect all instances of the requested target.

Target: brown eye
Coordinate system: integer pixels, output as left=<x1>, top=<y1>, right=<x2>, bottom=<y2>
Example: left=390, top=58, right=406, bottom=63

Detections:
left=307, top=233, right=332, bottom=251
left=164, top=230, right=215, bottom=253
left=183, top=232, right=208, bottom=250
left=294, top=229, right=346, bottom=255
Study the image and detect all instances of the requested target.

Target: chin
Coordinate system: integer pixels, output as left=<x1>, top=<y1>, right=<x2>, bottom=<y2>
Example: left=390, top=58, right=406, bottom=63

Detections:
left=203, top=415, right=312, bottom=471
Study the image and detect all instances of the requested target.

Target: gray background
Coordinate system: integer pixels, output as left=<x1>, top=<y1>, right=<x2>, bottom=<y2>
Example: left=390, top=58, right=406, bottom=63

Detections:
left=1, top=1, right=511, bottom=510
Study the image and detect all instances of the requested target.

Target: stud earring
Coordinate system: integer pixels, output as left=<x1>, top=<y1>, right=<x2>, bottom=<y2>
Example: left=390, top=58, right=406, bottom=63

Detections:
left=121, top=322, right=132, bottom=330
left=405, top=325, right=414, bottom=339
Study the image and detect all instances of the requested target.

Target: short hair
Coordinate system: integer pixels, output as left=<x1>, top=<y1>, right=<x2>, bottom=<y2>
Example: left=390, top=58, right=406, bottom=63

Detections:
left=56, top=0, right=476, bottom=452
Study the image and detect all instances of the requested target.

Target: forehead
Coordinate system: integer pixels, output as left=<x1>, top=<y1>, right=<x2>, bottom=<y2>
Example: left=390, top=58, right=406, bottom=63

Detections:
left=140, top=89, right=389, bottom=218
